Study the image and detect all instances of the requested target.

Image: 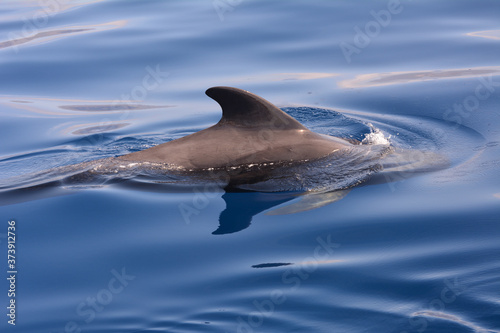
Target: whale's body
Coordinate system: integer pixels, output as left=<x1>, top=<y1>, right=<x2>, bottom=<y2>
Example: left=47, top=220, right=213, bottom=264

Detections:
left=117, top=86, right=352, bottom=170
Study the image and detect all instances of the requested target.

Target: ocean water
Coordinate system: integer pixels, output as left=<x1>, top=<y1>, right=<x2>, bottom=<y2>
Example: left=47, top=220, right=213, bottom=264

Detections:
left=1, top=0, right=500, bottom=332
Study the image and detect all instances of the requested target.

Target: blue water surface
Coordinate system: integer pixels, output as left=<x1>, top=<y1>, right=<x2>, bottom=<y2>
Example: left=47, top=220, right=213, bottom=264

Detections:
left=0, top=1, right=499, bottom=332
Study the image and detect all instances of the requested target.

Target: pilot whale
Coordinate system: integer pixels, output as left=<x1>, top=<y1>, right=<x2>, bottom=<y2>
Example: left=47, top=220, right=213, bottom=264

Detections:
left=117, top=86, right=352, bottom=171
left=3, top=86, right=385, bottom=201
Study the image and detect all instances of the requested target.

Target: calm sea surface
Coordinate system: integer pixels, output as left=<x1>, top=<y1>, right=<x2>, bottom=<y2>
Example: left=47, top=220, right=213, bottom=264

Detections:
left=0, top=1, right=499, bottom=332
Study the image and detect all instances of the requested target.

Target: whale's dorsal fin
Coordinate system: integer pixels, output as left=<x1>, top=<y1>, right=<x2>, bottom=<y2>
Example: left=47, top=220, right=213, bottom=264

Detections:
left=206, top=86, right=307, bottom=130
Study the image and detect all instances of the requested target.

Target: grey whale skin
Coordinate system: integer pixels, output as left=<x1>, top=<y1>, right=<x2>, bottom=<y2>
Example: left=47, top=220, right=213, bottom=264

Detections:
left=117, top=86, right=352, bottom=171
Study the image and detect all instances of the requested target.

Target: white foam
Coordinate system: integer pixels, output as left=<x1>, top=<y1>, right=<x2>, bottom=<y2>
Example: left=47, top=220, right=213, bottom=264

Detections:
left=361, top=124, right=391, bottom=145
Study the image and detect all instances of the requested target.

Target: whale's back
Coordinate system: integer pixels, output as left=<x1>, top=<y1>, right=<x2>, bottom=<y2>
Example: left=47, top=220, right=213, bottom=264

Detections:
left=118, top=87, right=351, bottom=169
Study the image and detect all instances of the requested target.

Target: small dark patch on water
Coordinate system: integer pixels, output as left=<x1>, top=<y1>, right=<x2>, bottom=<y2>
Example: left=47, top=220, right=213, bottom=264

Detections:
left=252, top=263, right=292, bottom=268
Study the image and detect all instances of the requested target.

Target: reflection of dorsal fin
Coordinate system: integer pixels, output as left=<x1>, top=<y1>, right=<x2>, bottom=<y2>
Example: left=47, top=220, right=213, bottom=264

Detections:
left=206, top=86, right=307, bottom=129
